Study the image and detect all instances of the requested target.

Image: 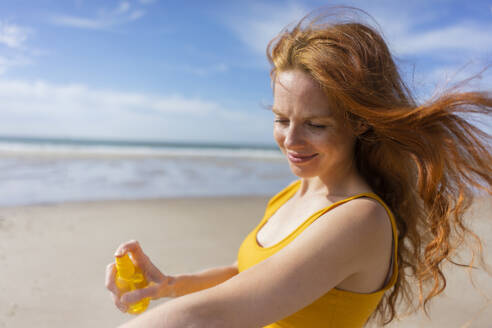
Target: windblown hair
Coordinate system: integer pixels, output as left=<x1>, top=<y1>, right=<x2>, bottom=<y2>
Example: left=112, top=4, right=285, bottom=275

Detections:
left=267, top=7, right=492, bottom=325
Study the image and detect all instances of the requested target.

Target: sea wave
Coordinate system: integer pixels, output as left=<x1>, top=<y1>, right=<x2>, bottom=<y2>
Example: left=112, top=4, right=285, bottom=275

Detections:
left=0, top=137, right=283, bottom=160
left=0, top=137, right=292, bottom=206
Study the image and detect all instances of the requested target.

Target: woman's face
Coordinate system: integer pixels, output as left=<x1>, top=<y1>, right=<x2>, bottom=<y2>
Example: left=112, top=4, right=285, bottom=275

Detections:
left=273, top=69, right=357, bottom=180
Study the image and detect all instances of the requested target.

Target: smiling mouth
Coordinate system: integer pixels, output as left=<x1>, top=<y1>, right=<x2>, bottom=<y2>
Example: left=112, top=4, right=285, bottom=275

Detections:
left=287, top=153, right=318, bottom=163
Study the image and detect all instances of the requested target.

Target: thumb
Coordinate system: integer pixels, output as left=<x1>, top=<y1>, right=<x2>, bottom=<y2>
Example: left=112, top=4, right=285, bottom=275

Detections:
left=120, top=284, right=161, bottom=305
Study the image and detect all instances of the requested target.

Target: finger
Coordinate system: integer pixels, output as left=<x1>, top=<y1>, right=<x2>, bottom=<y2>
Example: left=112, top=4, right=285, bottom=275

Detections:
left=105, top=263, right=120, bottom=295
left=114, top=239, right=143, bottom=258
left=114, top=241, right=163, bottom=280
left=114, top=240, right=151, bottom=275
left=111, top=291, right=128, bottom=313
left=144, top=266, right=168, bottom=283
left=105, top=263, right=128, bottom=312
left=120, top=284, right=162, bottom=305
left=114, top=240, right=169, bottom=285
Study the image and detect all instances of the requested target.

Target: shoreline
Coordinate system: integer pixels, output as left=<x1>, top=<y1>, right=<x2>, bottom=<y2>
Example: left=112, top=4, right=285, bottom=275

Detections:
left=0, top=150, right=285, bottom=160
left=0, top=194, right=274, bottom=209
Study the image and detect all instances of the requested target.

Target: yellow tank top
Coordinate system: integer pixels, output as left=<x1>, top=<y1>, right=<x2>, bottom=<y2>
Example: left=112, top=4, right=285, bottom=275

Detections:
left=237, top=180, right=399, bottom=328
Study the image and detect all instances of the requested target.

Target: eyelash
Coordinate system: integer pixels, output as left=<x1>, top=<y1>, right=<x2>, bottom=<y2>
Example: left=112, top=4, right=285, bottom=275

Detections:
left=274, top=119, right=326, bottom=129
left=308, top=123, right=326, bottom=129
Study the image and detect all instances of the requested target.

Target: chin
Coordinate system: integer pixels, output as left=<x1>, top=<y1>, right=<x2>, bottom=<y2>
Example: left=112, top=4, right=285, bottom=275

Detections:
left=289, top=165, right=318, bottom=178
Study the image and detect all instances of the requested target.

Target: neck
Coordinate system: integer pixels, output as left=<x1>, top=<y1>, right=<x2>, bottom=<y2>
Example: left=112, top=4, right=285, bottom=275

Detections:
left=297, top=159, right=370, bottom=198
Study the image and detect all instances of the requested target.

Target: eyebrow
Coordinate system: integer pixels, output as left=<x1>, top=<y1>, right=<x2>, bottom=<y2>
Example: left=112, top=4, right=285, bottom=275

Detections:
left=271, top=108, right=334, bottom=121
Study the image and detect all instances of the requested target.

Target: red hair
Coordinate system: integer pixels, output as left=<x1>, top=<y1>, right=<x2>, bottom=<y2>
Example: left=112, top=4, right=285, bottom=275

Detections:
left=267, top=7, right=492, bottom=325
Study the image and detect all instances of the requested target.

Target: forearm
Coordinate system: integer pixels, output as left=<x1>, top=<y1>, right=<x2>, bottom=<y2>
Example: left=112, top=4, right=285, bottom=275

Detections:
left=118, top=264, right=239, bottom=327
left=119, top=281, right=228, bottom=328
left=118, top=296, right=198, bottom=328
left=170, top=264, right=238, bottom=297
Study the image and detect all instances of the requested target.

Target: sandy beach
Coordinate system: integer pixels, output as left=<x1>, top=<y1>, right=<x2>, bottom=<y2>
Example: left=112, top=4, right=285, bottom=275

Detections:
left=1, top=195, right=491, bottom=328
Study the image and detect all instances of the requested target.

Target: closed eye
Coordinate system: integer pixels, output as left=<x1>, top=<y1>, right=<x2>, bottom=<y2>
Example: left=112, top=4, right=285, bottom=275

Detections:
left=307, top=122, right=326, bottom=129
left=274, top=119, right=289, bottom=124
left=274, top=120, right=327, bottom=129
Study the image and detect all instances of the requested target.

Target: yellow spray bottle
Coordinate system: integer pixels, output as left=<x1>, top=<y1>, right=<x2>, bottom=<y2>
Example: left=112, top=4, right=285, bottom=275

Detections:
left=115, top=253, right=150, bottom=314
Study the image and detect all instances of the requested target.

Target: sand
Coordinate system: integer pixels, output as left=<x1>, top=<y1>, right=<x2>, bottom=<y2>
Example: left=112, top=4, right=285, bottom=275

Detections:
left=0, top=195, right=491, bottom=328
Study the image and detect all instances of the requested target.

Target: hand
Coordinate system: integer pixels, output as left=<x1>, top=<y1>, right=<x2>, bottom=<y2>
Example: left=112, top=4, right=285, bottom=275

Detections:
left=105, top=240, right=175, bottom=313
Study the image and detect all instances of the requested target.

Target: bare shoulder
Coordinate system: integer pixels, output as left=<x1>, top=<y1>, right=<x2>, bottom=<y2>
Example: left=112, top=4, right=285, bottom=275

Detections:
left=307, top=195, right=393, bottom=268
left=317, top=196, right=392, bottom=243
left=332, top=195, right=392, bottom=232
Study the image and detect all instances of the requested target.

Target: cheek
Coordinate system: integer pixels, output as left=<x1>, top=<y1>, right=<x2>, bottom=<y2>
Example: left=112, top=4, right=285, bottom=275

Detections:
left=273, top=127, right=284, bottom=147
left=305, top=131, right=333, bottom=148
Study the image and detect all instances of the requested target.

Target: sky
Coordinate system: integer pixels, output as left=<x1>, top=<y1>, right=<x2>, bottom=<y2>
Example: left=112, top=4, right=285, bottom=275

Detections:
left=0, top=0, right=491, bottom=146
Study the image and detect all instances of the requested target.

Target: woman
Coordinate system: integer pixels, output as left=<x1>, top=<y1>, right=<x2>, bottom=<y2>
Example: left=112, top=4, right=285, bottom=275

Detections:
left=106, top=8, right=492, bottom=327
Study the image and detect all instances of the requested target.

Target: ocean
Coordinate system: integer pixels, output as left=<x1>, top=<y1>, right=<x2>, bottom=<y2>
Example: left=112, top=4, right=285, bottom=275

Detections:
left=0, top=136, right=295, bottom=206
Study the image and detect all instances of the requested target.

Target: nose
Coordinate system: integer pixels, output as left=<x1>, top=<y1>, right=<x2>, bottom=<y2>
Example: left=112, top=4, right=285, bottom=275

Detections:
left=284, top=124, right=305, bottom=149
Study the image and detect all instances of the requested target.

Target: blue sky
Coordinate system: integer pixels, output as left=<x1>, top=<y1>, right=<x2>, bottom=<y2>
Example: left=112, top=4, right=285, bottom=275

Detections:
left=0, top=0, right=491, bottom=145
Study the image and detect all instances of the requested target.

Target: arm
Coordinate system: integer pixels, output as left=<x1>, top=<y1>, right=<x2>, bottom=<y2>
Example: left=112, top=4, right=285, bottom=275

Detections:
left=170, top=261, right=238, bottom=297
left=106, top=242, right=239, bottom=311
left=118, top=199, right=391, bottom=328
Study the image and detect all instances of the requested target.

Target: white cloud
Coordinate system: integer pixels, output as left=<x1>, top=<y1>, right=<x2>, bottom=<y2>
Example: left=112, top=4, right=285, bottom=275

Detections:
left=0, top=55, right=31, bottom=74
left=369, top=7, right=492, bottom=99
left=417, top=62, right=492, bottom=95
left=226, top=2, right=492, bottom=61
left=50, top=16, right=106, bottom=30
left=391, top=22, right=492, bottom=56
left=0, top=78, right=273, bottom=143
left=0, top=21, right=30, bottom=48
left=343, top=3, right=492, bottom=59
left=0, top=21, right=34, bottom=74
left=0, top=79, right=221, bottom=116
left=50, top=2, right=146, bottom=30
left=224, top=1, right=309, bottom=55
left=128, top=10, right=145, bottom=21
left=115, top=1, right=131, bottom=15
left=426, top=64, right=492, bottom=137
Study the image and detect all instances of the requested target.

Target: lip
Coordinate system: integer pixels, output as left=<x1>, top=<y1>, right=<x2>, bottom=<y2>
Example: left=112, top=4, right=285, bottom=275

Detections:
left=287, top=152, right=318, bottom=163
